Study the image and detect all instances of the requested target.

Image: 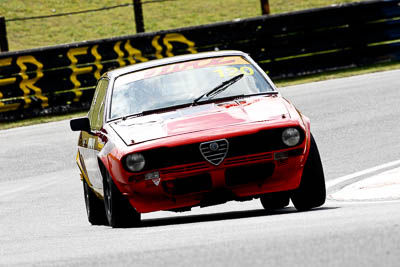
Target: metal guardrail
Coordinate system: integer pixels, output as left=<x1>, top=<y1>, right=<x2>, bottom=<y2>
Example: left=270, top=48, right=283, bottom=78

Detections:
left=0, top=0, right=399, bottom=121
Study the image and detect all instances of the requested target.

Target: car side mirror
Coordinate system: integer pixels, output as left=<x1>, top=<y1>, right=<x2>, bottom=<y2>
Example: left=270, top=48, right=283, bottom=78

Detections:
left=70, top=117, right=91, bottom=133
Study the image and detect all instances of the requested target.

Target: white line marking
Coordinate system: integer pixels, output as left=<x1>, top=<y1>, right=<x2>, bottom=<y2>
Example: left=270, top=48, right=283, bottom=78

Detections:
left=329, top=167, right=400, bottom=201
left=326, top=159, right=400, bottom=189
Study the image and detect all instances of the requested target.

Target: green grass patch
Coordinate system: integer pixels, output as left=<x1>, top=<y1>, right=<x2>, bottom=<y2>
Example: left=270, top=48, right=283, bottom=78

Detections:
left=274, top=61, right=400, bottom=87
left=1, top=0, right=369, bottom=51
left=0, top=111, right=87, bottom=130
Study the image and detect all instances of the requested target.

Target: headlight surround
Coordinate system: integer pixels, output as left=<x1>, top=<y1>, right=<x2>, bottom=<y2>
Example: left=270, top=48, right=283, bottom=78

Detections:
left=282, top=128, right=301, bottom=147
left=124, top=153, right=145, bottom=172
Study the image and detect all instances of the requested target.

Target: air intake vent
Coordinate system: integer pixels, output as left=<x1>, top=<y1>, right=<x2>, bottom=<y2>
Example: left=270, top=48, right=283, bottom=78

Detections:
left=199, top=139, right=229, bottom=166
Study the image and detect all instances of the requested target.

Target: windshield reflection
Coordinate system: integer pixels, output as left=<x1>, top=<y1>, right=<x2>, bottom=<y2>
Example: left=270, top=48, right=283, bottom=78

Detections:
left=110, top=58, right=274, bottom=119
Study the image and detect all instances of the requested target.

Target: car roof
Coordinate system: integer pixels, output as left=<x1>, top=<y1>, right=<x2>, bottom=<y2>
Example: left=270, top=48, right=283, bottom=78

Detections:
left=104, top=50, right=249, bottom=79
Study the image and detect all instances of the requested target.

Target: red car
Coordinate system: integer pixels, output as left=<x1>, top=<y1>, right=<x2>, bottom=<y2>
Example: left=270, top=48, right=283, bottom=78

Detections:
left=70, top=50, right=325, bottom=228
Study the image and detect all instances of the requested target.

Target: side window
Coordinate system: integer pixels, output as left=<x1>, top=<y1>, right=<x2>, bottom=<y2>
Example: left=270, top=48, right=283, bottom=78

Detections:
left=88, top=78, right=109, bottom=131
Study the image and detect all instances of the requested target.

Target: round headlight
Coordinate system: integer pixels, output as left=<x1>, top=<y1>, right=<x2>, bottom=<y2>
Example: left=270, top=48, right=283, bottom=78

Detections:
left=125, top=153, right=145, bottom=172
left=282, top=128, right=301, bottom=147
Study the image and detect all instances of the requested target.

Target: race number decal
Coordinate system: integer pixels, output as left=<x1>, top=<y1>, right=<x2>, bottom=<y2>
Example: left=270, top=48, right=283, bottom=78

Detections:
left=213, top=66, right=255, bottom=78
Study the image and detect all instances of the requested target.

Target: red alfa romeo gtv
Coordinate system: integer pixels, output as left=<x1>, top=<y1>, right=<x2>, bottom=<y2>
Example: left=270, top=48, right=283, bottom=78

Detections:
left=70, top=50, right=326, bottom=228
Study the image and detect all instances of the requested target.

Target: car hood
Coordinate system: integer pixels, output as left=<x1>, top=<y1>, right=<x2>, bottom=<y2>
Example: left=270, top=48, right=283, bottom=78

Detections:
left=111, top=95, right=290, bottom=146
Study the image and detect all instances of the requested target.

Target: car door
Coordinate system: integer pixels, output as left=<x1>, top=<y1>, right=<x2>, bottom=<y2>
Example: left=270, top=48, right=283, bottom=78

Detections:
left=80, top=78, right=109, bottom=192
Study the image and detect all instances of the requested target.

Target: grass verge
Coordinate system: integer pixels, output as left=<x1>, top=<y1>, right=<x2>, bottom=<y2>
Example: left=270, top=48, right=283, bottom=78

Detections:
left=1, top=0, right=368, bottom=51
left=0, top=111, right=88, bottom=130
left=274, top=61, right=400, bottom=87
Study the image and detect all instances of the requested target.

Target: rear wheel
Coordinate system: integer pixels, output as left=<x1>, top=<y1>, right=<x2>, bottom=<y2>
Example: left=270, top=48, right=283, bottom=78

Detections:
left=83, top=179, right=107, bottom=225
left=291, top=134, right=326, bottom=211
left=260, top=191, right=290, bottom=210
left=103, top=170, right=141, bottom=228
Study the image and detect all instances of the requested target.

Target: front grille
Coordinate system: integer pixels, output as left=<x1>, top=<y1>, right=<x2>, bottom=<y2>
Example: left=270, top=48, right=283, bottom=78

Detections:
left=139, top=127, right=304, bottom=172
left=227, top=128, right=297, bottom=157
left=141, top=144, right=203, bottom=171
left=199, top=139, right=228, bottom=166
left=225, top=163, right=275, bottom=186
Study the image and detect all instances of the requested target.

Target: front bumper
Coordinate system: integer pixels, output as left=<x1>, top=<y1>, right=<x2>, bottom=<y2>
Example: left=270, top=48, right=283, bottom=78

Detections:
left=121, top=147, right=306, bottom=213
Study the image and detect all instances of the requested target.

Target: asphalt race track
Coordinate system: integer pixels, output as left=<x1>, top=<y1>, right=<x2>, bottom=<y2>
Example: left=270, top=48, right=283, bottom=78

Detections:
left=1, top=69, right=400, bottom=266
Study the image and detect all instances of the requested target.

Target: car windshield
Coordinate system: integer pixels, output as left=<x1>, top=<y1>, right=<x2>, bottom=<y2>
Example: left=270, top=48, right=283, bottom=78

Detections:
left=110, top=56, right=274, bottom=119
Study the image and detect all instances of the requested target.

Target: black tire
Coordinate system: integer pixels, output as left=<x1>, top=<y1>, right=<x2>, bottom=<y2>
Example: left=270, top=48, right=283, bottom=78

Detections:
left=83, top=179, right=108, bottom=225
left=103, top=170, right=141, bottom=228
left=291, top=133, right=326, bottom=211
left=260, top=191, right=290, bottom=210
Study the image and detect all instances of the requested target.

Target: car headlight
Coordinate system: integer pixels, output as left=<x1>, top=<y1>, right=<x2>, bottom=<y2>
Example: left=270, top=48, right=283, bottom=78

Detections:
left=125, top=153, right=145, bottom=172
left=282, top=128, right=301, bottom=147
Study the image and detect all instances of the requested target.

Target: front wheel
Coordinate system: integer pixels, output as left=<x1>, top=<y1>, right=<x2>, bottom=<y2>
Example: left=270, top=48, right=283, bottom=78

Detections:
left=103, top=170, right=141, bottom=228
left=291, top=133, right=326, bottom=211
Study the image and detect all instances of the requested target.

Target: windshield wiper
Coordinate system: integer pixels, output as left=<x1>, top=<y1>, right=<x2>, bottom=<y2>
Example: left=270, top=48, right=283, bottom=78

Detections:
left=141, top=102, right=192, bottom=116
left=193, top=74, right=244, bottom=105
